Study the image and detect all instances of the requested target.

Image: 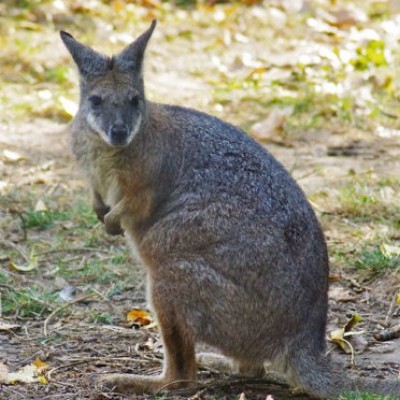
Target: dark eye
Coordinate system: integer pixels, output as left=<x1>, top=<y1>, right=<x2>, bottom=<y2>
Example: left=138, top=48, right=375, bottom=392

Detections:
left=89, top=95, right=102, bottom=107
left=130, top=95, right=139, bottom=107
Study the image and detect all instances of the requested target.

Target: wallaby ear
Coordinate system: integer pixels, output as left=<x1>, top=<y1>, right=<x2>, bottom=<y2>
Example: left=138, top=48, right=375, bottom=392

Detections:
left=114, top=20, right=157, bottom=74
left=60, top=31, right=110, bottom=76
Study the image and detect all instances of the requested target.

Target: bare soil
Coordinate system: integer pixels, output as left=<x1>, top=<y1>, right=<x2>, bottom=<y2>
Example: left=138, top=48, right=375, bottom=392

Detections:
left=1, top=113, right=399, bottom=399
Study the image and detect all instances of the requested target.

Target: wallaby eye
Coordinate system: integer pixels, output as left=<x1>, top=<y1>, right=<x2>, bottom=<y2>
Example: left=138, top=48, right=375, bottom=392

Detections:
left=89, top=95, right=102, bottom=107
left=130, top=95, right=139, bottom=107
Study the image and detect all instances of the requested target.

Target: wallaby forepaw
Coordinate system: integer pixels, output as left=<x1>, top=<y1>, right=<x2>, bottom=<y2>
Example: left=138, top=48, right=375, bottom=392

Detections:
left=93, top=205, right=110, bottom=223
left=104, top=215, right=124, bottom=236
left=105, top=222, right=124, bottom=236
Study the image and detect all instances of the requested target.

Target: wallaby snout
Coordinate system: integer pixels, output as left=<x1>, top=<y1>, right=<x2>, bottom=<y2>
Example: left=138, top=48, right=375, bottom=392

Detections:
left=110, top=123, right=130, bottom=146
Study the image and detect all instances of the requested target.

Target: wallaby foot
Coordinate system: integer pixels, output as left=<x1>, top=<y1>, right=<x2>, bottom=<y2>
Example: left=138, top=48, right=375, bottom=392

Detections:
left=96, top=279, right=198, bottom=394
left=197, top=352, right=265, bottom=377
left=95, top=372, right=195, bottom=394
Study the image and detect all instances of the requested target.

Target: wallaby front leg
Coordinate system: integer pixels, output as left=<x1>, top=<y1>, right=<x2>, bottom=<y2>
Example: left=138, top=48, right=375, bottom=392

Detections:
left=104, top=198, right=125, bottom=236
left=97, top=288, right=197, bottom=394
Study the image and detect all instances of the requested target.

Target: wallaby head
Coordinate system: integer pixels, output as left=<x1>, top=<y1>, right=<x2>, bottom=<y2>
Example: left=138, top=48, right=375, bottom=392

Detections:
left=60, top=20, right=156, bottom=147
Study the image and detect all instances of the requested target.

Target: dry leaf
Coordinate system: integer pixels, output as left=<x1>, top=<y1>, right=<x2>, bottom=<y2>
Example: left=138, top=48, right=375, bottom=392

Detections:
left=34, top=200, right=47, bottom=212
left=329, top=286, right=356, bottom=302
left=329, top=327, right=353, bottom=354
left=0, top=360, right=48, bottom=384
left=237, top=393, right=246, bottom=400
left=0, top=321, right=21, bottom=332
left=58, top=96, right=78, bottom=117
left=344, top=314, right=362, bottom=332
left=32, top=359, right=49, bottom=373
left=10, top=259, right=38, bottom=272
left=329, top=314, right=363, bottom=360
left=58, top=286, right=76, bottom=302
left=250, top=108, right=292, bottom=142
left=380, top=243, right=400, bottom=258
left=3, top=150, right=25, bottom=163
left=0, top=362, right=9, bottom=382
left=126, top=309, right=153, bottom=326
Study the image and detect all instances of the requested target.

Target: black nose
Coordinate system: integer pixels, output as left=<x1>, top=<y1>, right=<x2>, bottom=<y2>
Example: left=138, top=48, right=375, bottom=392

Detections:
left=110, top=124, right=128, bottom=144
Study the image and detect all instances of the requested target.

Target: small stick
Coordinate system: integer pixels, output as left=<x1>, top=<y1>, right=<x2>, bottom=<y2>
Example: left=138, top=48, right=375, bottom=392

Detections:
left=374, top=324, right=400, bottom=342
left=43, top=293, right=96, bottom=337
left=384, top=293, right=398, bottom=326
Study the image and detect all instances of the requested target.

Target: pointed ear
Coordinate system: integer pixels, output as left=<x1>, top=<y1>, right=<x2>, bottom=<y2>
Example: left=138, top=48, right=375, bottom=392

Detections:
left=114, top=20, right=157, bottom=74
left=60, top=31, right=110, bottom=76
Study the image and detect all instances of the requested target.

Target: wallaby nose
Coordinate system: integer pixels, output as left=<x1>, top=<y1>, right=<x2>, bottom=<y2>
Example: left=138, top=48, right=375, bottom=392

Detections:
left=110, top=124, right=129, bottom=145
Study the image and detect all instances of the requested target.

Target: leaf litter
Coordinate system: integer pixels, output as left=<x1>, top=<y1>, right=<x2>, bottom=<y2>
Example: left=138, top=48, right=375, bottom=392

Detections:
left=1, top=1, right=400, bottom=399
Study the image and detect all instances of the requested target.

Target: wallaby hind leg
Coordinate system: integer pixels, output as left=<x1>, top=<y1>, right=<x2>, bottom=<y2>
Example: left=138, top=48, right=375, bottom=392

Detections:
left=97, top=288, right=197, bottom=394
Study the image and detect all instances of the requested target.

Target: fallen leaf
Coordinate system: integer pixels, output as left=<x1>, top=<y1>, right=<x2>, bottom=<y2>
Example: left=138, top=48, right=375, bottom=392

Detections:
left=0, top=360, right=48, bottom=385
left=126, top=309, right=153, bottom=326
left=58, top=286, right=76, bottom=302
left=329, top=286, right=356, bottom=302
left=237, top=393, right=246, bottom=400
left=34, top=200, right=47, bottom=212
left=329, top=327, right=353, bottom=354
left=32, top=359, right=49, bottom=374
left=344, top=314, right=362, bottom=332
left=0, top=321, right=21, bottom=332
left=3, top=150, right=25, bottom=163
left=58, top=96, right=78, bottom=117
left=0, top=362, right=9, bottom=382
left=329, top=314, right=363, bottom=361
left=10, top=248, right=38, bottom=272
left=380, top=243, right=400, bottom=258
left=250, top=108, right=292, bottom=142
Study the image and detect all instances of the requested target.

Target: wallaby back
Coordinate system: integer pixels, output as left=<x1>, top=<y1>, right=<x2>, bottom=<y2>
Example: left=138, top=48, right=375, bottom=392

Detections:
left=61, top=21, right=400, bottom=398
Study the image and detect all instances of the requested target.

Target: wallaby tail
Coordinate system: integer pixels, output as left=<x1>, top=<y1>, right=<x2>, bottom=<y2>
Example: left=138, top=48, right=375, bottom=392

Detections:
left=288, top=349, right=400, bottom=399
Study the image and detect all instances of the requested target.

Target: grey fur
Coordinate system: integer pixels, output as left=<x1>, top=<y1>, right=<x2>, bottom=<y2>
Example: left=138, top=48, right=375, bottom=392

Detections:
left=61, top=21, right=400, bottom=399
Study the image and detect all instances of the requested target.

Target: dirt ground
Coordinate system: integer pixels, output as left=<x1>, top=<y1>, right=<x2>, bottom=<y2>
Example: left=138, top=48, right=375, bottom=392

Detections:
left=1, top=116, right=400, bottom=400
left=1, top=1, right=400, bottom=399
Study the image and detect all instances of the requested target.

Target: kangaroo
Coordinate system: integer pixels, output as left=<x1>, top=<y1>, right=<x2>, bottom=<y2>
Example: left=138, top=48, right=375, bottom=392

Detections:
left=60, top=21, right=400, bottom=399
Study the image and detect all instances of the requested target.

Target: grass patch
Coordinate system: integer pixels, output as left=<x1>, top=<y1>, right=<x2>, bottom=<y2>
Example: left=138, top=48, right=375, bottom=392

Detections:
left=1, top=285, right=57, bottom=318
left=89, top=311, right=115, bottom=325
left=355, top=245, right=400, bottom=275
left=334, top=176, right=400, bottom=221
left=339, top=393, right=397, bottom=400
left=22, top=209, right=71, bottom=230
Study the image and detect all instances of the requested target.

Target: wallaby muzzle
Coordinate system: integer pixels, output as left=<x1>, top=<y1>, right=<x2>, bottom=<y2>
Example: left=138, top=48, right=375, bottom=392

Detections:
left=109, top=123, right=130, bottom=146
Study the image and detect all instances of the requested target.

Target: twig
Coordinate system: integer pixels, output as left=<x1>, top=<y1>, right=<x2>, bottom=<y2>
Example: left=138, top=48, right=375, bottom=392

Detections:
left=38, top=247, right=113, bottom=257
left=384, top=293, right=398, bottom=326
left=43, top=293, right=97, bottom=336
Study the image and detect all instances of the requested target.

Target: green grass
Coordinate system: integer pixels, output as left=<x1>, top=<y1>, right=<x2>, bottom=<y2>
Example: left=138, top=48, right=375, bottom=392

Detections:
left=339, top=393, right=397, bottom=400
left=1, top=285, right=57, bottom=318
left=89, top=311, right=115, bottom=325
left=22, top=209, right=71, bottom=230
left=355, top=246, right=400, bottom=275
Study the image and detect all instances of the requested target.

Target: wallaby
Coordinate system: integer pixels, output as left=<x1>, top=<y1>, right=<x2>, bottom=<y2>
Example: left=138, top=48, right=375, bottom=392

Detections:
left=60, top=21, right=400, bottom=399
